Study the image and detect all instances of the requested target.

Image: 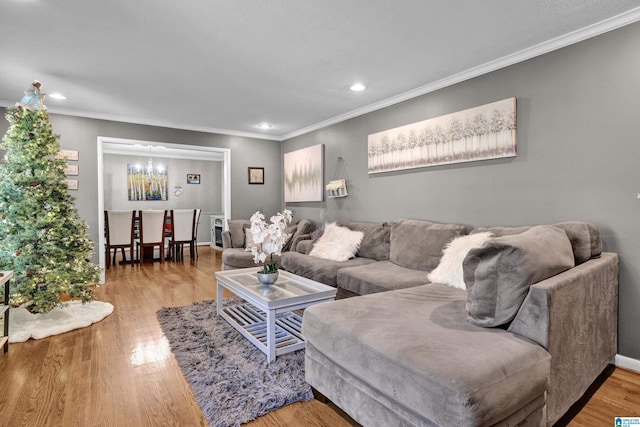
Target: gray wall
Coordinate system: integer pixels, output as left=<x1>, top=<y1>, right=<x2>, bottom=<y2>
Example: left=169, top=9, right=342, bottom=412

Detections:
left=0, top=112, right=283, bottom=263
left=282, top=22, right=640, bottom=359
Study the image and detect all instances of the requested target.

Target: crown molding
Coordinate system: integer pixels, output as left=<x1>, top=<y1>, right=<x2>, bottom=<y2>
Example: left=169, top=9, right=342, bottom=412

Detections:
left=280, top=6, right=640, bottom=141
left=0, top=101, right=282, bottom=142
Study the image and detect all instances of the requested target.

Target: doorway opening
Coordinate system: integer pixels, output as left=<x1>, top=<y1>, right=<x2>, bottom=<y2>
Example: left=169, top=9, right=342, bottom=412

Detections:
left=97, top=136, right=231, bottom=280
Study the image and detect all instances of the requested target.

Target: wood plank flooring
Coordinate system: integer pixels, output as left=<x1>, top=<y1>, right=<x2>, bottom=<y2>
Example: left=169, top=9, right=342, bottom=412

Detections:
left=0, top=246, right=637, bottom=426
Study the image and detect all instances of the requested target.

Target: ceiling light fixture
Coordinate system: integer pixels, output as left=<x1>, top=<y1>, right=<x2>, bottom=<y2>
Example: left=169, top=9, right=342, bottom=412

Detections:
left=350, top=83, right=366, bottom=92
left=257, top=123, right=273, bottom=130
left=49, top=93, right=66, bottom=100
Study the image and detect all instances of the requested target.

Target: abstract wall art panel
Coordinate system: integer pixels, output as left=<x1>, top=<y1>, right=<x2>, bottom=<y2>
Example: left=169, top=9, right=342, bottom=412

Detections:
left=368, top=97, right=516, bottom=174
left=284, top=144, right=324, bottom=202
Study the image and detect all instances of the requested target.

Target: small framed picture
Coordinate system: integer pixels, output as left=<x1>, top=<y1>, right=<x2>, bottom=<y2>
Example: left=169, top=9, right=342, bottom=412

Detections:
left=64, top=164, right=79, bottom=176
left=66, top=179, right=79, bottom=190
left=187, top=174, right=200, bottom=184
left=248, top=167, right=264, bottom=185
left=56, top=149, right=79, bottom=161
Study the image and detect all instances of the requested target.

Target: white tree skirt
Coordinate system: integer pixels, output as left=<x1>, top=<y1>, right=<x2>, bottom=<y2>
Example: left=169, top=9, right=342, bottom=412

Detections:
left=9, top=300, right=114, bottom=343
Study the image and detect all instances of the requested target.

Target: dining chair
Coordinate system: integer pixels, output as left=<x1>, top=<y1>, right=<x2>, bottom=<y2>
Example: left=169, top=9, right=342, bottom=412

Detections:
left=137, top=210, right=167, bottom=264
left=193, top=208, right=201, bottom=259
left=104, top=210, right=135, bottom=268
left=169, top=209, right=198, bottom=261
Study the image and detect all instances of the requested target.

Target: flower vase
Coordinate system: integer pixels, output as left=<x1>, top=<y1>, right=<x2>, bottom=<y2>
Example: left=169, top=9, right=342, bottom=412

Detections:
left=257, top=271, right=279, bottom=285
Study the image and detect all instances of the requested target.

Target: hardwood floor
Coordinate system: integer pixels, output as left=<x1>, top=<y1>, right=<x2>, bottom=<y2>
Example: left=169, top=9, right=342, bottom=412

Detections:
left=0, top=246, right=637, bottom=426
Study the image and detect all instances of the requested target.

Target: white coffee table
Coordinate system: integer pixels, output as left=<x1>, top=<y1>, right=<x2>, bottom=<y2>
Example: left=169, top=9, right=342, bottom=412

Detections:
left=215, top=267, right=337, bottom=363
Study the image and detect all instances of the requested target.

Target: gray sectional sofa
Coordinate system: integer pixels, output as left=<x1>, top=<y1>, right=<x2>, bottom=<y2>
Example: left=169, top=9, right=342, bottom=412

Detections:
left=281, top=219, right=618, bottom=426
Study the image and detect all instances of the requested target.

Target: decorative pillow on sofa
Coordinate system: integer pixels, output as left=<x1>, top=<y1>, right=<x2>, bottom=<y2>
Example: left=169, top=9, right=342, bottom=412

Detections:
left=309, top=223, right=364, bottom=262
left=336, top=221, right=391, bottom=261
left=463, top=225, right=575, bottom=328
left=227, top=219, right=250, bottom=248
left=471, top=221, right=602, bottom=265
left=282, top=219, right=314, bottom=252
left=427, top=232, right=494, bottom=290
left=243, top=227, right=258, bottom=252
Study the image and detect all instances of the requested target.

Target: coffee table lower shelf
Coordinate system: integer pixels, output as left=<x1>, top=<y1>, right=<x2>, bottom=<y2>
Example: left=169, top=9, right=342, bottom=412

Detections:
left=220, top=303, right=305, bottom=359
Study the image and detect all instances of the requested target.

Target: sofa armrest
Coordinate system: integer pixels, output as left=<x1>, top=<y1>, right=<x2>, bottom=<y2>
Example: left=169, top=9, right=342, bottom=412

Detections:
left=509, top=252, right=618, bottom=424
left=222, top=230, right=233, bottom=250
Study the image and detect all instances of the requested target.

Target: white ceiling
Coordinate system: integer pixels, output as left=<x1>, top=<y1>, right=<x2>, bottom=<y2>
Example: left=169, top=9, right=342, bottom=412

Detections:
left=1, top=1, right=640, bottom=141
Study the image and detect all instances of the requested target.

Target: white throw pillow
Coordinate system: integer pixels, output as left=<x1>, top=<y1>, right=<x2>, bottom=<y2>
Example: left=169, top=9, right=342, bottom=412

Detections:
left=244, top=227, right=257, bottom=252
left=308, top=223, right=364, bottom=262
left=427, top=232, right=494, bottom=290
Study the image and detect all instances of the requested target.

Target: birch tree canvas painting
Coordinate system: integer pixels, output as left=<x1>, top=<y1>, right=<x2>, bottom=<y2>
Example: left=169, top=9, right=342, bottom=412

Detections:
left=368, top=97, right=516, bottom=174
left=127, top=164, right=169, bottom=201
left=284, top=144, right=324, bottom=202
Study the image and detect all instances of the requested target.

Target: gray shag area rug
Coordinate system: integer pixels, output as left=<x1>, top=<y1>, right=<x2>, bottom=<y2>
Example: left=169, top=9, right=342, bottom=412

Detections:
left=156, top=298, right=312, bottom=427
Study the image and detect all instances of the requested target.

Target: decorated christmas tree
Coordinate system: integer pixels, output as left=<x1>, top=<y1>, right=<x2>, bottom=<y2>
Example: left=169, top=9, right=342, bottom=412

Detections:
left=0, top=81, right=100, bottom=313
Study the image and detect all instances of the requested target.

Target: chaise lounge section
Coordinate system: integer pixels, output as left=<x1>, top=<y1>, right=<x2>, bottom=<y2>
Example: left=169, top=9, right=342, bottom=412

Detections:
left=293, top=219, right=618, bottom=426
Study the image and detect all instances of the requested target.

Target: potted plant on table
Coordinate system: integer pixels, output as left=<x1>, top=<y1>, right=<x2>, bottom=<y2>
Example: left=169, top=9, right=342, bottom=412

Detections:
left=249, top=209, right=293, bottom=284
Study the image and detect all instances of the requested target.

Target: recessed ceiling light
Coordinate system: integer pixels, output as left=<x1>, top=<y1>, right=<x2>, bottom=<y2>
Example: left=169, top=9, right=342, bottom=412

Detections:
left=49, top=93, right=66, bottom=100
left=257, top=123, right=272, bottom=130
left=350, top=83, right=366, bottom=92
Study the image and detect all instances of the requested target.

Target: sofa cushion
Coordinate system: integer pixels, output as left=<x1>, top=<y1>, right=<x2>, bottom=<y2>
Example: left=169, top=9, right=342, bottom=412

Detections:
left=389, top=219, right=467, bottom=271
left=227, top=219, right=250, bottom=249
left=428, top=232, right=494, bottom=290
left=337, top=261, right=430, bottom=295
left=463, top=225, right=575, bottom=327
left=282, top=219, right=314, bottom=252
left=281, top=251, right=376, bottom=287
left=309, top=223, right=364, bottom=262
left=472, top=221, right=601, bottom=265
left=337, top=221, right=391, bottom=261
left=302, top=284, right=551, bottom=427
left=279, top=220, right=300, bottom=252
left=243, top=226, right=257, bottom=252
left=554, top=221, right=602, bottom=263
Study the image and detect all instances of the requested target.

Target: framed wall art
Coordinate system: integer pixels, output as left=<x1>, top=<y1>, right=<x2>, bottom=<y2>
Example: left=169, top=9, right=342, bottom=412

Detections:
left=368, top=97, right=516, bottom=174
left=57, top=149, right=79, bottom=161
left=64, top=164, right=79, bottom=175
left=66, top=179, right=78, bottom=190
left=284, top=144, right=324, bottom=202
left=248, top=167, right=264, bottom=185
left=187, top=174, right=201, bottom=184
left=127, top=163, right=168, bottom=201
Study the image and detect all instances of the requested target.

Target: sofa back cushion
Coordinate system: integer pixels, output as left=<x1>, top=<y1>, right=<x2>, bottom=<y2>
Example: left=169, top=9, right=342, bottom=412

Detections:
left=554, top=221, right=602, bottom=263
left=227, top=219, right=250, bottom=248
left=472, top=221, right=601, bottom=265
left=282, top=218, right=313, bottom=252
left=463, top=225, right=575, bottom=327
left=337, top=221, right=391, bottom=261
left=389, top=219, right=467, bottom=271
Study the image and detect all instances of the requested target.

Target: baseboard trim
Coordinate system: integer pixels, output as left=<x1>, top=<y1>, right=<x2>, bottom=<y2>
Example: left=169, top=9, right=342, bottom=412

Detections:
left=614, top=354, right=640, bottom=373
